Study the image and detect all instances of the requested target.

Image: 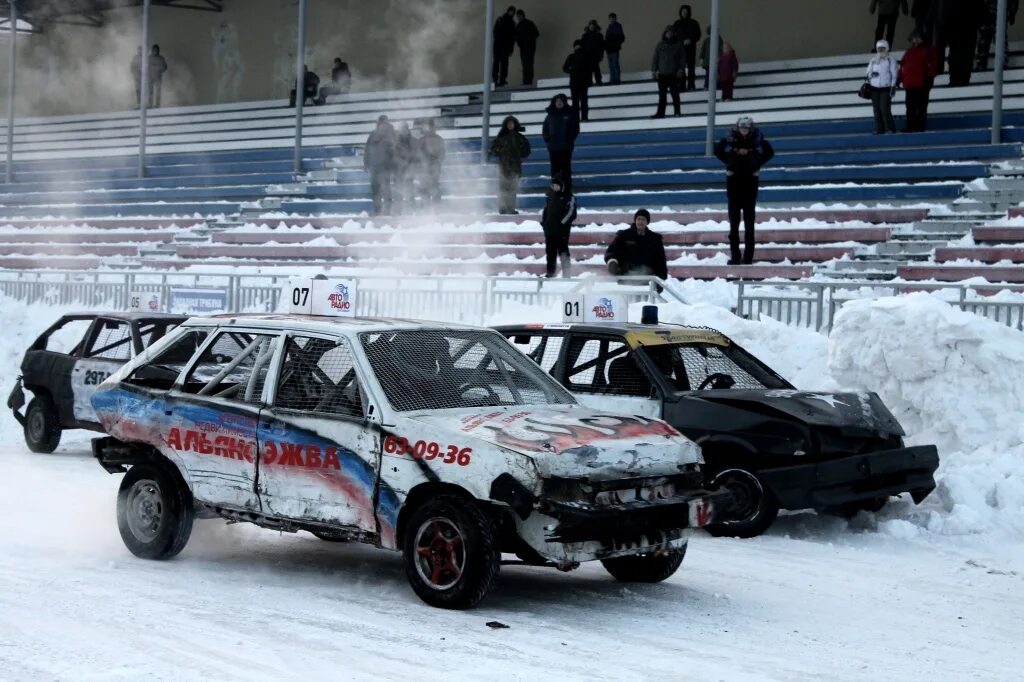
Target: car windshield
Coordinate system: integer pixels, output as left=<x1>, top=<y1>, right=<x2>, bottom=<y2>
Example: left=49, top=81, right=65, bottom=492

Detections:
left=360, top=329, right=576, bottom=412
left=643, top=342, right=790, bottom=391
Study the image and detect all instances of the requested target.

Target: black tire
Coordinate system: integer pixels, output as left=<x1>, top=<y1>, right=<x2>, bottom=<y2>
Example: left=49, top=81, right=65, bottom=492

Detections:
left=402, top=494, right=499, bottom=610
left=116, top=462, right=194, bottom=560
left=705, top=468, right=779, bottom=539
left=310, top=529, right=349, bottom=542
left=24, top=396, right=61, bottom=454
left=601, top=545, right=687, bottom=583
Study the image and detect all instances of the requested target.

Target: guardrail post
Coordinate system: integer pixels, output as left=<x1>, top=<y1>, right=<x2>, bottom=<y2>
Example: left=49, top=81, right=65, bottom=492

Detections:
left=815, top=285, right=825, bottom=331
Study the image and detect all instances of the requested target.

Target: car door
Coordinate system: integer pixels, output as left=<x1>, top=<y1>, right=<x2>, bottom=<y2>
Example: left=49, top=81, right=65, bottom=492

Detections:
left=505, top=331, right=568, bottom=378
left=563, top=334, right=663, bottom=419
left=165, top=328, right=281, bottom=510
left=72, top=317, right=134, bottom=425
left=21, top=316, right=94, bottom=426
left=256, top=333, right=381, bottom=534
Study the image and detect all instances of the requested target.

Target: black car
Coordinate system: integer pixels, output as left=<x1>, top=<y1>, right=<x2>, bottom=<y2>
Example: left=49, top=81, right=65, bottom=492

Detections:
left=497, top=322, right=940, bottom=538
left=8, top=312, right=186, bottom=453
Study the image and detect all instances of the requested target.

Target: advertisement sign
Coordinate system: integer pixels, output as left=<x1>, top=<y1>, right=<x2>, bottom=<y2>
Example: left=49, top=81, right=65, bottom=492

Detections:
left=168, top=287, right=228, bottom=315
left=562, top=294, right=627, bottom=324
left=129, top=290, right=163, bottom=313
left=287, top=278, right=357, bottom=317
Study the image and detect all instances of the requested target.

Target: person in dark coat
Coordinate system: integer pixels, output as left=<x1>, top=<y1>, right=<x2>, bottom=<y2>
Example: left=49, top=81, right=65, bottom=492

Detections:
left=290, top=65, right=320, bottom=107
left=605, top=13, right=625, bottom=84
left=316, top=58, right=352, bottom=103
left=718, top=43, right=739, bottom=101
left=899, top=32, right=940, bottom=131
left=672, top=5, right=701, bottom=91
left=563, top=41, right=592, bottom=122
left=489, top=115, right=531, bottom=214
left=581, top=20, right=606, bottom=86
left=393, top=123, right=417, bottom=214
left=515, top=10, right=540, bottom=86
left=912, top=0, right=933, bottom=40
left=714, top=116, right=775, bottom=265
left=976, top=0, right=1019, bottom=70
left=605, top=209, right=669, bottom=280
left=541, top=174, right=578, bottom=278
left=417, top=118, right=446, bottom=205
left=148, top=45, right=168, bottom=108
left=542, top=94, right=580, bottom=192
left=700, top=25, right=724, bottom=90
left=493, top=6, right=517, bottom=87
left=364, top=115, right=396, bottom=215
left=870, top=0, right=909, bottom=48
left=651, top=26, right=684, bottom=118
left=946, top=0, right=983, bottom=86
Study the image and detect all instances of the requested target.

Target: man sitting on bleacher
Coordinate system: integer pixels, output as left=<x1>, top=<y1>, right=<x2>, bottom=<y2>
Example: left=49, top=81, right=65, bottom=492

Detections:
left=290, top=66, right=321, bottom=108
left=605, top=209, right=669, bottom=281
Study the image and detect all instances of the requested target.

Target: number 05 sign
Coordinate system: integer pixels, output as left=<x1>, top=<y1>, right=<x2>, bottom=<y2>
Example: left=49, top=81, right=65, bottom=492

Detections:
left=287, top=278, right=358, bottom=317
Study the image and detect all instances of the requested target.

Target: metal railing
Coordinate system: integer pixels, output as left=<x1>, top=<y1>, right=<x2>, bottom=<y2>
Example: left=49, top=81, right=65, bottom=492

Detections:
left=0, top=270, right=673, bottom=325
left=736, top=280, right=1024, bottom=331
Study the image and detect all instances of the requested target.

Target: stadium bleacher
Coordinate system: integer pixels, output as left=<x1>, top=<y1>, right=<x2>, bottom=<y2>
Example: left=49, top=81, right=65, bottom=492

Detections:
left=0, top=48, right=1022, bottom=283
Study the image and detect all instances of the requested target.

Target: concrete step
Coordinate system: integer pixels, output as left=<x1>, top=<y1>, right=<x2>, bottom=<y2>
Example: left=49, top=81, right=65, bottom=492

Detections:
left=205, top=220, right=245, bottom=232
left=831, top=259, right=902, bottom=274
left=302, top=169, right=341, bottom=182
left=899, top=221, right=973, bottom=239
left=324, top=156, right=364, bottom=170
left=137, top=245, right=178, bottom=257
left=266, top=183, right=309, bottom=196
left=817, top=266, right=897, bottom=281
left=873, top=240, right=943, bottom=258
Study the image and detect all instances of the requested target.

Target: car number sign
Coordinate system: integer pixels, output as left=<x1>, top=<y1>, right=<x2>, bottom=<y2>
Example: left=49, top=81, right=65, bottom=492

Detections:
left=288, top=277, right=358, bottom=317
left=129, top=290, right=163, bottom=313
left=563, top=294, right=626, bottom=324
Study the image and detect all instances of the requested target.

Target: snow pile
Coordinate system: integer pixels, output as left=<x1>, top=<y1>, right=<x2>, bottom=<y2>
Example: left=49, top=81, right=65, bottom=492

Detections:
left=829, top=294, right=1024, bottom=536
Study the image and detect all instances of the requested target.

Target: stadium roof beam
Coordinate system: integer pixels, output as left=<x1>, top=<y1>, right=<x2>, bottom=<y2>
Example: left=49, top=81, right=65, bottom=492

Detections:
left=0, top=1, right=222, bottom=29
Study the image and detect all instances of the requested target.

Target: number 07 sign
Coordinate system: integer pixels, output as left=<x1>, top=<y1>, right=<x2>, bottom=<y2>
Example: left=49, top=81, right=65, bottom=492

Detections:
left=287, top=277, right=358, bottom=317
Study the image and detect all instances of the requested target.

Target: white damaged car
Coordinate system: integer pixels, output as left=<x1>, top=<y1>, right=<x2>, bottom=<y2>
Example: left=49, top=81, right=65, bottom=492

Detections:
left=91, top=315, right=724, bottom=609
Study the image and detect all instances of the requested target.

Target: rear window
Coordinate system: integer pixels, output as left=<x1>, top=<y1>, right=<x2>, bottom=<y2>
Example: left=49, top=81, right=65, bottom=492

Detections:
left=644, top=343, right=789, bottom=391
left=360, top=329, right=575, bottom=412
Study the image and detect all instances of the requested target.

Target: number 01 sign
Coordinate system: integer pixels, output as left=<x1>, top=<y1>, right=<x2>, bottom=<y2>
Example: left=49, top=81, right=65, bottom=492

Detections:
left=287, top=277, right=358, bottom=317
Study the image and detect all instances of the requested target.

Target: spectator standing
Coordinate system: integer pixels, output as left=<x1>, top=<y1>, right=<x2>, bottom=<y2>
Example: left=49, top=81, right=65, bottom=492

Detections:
left=714, top=116, right=775, bottom=265
left=131, top=48, right=142, bottom=106
left=493, top=6, right=517, bottom=87
left=147, top=45, right=168, bottom=108
left=912, top=0, right=933, bottom=40
left=604, top=209, right=669, bottom=280
left=542, top=94, right=581, bottom=190
left=605, top=13, right=626, bottom=84
left=489, top=115, right=531, bottom=215
left=563, top=42, right=592, bottom=121
left=673, top=5, right=701, bottom=91
left=541, top=174, right=578, bottom=278
left=316, top=58, right=352, bottom=103
left=929, top=0, right=952, bottom=73
left=865, top=40, right=899, bottom=133
left=393, top=123, right=417, bottom=214
left=976, top=0, right=1019, bottom=70
left=700, top=26, right=724, bottom=90
left=417, top=119, right=446, bottom=206
left=947, top=0, right=983, bottom=85
left=900, top=32, right=940, bottom=131
left=581, top=20, right=606, bottom=86
left=515, top=10, right=540, bottom=86
left=870, top=0, right=909, bottom=49
left=290, top=65, right=320, bottom=107
left=718, top=43, right=739, bottom=101
left=651, top=27, right=684, bottom=118
left=364, top=115, right=396, bottom=215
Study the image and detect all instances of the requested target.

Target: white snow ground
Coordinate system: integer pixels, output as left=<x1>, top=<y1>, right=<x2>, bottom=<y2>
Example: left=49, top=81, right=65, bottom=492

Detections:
left=0, top=293, right=1023, bottom=681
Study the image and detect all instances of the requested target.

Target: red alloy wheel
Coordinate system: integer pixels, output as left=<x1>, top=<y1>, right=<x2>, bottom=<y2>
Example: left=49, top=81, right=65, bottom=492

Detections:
left=413, top=517, right=467, bottom=590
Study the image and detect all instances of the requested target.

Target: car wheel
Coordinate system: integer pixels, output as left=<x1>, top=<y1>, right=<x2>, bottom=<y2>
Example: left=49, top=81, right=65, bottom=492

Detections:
left=601, top=545, right=686, bottom=583
left=705, top=468, right=779, bottom=539
left=116, top=462, right=194, bottom=560
left=310, top=529, right=349, bottom=542
left=403, top=495, right=500, bottom=610
left=24, top=396, right=61, bottom=454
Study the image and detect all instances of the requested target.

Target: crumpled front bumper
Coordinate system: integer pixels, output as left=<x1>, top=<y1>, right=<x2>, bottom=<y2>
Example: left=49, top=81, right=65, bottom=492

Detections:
left=758, top=444, right=940, bottom=510
left=7, top=378, right=25, bottom=426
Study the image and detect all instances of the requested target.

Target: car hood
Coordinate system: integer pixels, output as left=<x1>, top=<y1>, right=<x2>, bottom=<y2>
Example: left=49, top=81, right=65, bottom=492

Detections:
left=683, top=389, right=905, bottom=436
left=404, top=405, right=702, bottom=480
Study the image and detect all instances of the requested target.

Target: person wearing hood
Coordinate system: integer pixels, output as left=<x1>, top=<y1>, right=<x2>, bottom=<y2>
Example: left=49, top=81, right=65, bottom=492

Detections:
left=147, top=45, right=169, bottom=108
left=543, top=93, right=580, bottom=190
left=541, top=174, right=578, bottom=278
left=417, top=118, right=446, bottom=205
left=718, top=43, right=739, bottom=101
left=581, top=20, right=606, bottom=86
left=870, top=0, right=909, bottom=49
left=900, top=31, right=940, bottom=132
left=493, top=6, right=517, bottom=87
left=316, top=58, right=352, bottom=104
left=673, top=5, right=701, bottom=91
left=515, top=9, right=540, bottom=86
left=947, top=0, right=982, bottom=85
left=714, top=116, right=775, bottom=265
left=865, top=39, right=899, bottom=133
left=563, top=40, right=592, bottom=121
left=364, top=115, right=397, bottom=215
left=290, top=65, right=320, bottom=108
left=393, top=122, right=417, bottom=214
left=651, top=26, right=684, bottom=118
left=976, top=0, right=1019, bottom=70
left=700, top=25, right=724, bottom=90
left=605, top=209, right=669, bottom=280
left=605, top=13, right=626, bottom=84
left=489, top=115, right=532, bottom=215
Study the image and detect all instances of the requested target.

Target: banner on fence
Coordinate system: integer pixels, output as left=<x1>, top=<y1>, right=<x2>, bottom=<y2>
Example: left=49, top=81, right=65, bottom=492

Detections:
left=168, top=287, right=228, bottom=315
left=129, top=290, right=163, bottom=313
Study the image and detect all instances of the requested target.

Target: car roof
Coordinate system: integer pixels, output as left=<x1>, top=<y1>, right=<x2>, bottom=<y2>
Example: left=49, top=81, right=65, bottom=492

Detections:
left=185, top=314, right=487, bottom=335
left=59, top=312, right=188, bottom=322
left=494, top=322, right=731, bottom=348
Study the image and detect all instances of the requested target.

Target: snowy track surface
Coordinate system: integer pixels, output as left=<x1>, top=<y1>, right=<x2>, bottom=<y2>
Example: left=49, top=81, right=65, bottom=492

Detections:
left=2, top=442, right=1021, bottom=682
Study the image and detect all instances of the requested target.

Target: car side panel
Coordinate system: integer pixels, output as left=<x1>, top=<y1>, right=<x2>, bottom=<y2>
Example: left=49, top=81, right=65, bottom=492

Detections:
left=21, top=350, right=78, bottom=425
left=71, top=358, right=122, bottom=423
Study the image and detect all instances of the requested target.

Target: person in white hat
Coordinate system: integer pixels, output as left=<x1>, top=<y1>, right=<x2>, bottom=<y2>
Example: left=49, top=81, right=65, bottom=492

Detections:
left=865, top=40, right=900, bottom=134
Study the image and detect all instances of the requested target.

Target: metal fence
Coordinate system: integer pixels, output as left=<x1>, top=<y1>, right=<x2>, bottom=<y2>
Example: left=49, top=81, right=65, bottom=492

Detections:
left=0, top=270, right=671, bottom=324
left=736, top=280, right=1024, bottom=332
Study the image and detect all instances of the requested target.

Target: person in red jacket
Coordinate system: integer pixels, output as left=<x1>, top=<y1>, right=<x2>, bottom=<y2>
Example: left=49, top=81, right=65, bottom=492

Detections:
left=899, top=31, right=940, bottom=132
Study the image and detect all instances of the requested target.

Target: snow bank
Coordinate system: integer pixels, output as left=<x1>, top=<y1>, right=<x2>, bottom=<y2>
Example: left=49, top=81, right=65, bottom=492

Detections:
left=829, top=294, right=1024, bottom=536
